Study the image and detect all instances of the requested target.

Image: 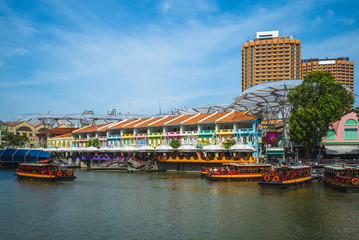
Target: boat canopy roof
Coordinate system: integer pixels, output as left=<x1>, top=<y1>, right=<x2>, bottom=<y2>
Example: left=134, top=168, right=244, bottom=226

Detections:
left=19, top=162, right=58, bottom=167
left=324, top=165, right=357, bottom=170
left=0, top=149, right=52, bottom=163
left=223, top=163, right=271, bottom=167
left=274, top=165, right=310, bottom=170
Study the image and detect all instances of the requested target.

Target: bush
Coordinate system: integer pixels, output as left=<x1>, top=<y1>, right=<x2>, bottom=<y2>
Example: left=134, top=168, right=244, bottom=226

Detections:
left=169, top=139, right=181, bottom=148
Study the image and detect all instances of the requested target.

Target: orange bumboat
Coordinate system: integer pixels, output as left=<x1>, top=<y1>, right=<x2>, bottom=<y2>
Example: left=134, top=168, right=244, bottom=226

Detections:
left=16, top=163, right=76, bottom=182
left=205, top=163, right=271, bottom=181
left=323, top=165, right=359, bottom=193
left=259, top=165, right=313, bottom=188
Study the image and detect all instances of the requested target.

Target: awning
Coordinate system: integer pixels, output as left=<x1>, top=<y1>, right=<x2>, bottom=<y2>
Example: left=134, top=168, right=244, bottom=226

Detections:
left=324, top=144, right=359, bottom=155
left=266, top=147, right=284, bottom=155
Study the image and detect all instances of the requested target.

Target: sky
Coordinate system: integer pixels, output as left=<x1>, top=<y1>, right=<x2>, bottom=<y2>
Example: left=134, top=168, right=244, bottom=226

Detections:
left=0, top=0, right=358, bottom=121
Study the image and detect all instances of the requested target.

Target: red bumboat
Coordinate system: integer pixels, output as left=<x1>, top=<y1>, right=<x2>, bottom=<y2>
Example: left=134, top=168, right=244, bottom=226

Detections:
left=16, top=163, right=76, bottom=182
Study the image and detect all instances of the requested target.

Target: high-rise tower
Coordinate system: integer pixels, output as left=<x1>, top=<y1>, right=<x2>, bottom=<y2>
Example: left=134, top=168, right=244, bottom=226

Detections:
left=242, top=31, right=301, bottom=91
left=301, top=57, right=354, bottom=91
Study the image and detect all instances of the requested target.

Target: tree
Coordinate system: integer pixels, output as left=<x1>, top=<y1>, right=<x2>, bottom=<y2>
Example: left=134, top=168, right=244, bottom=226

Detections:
left=2, top=133, right=29, bottom=148
left=169, top=139, right=181, bottom=149
left=222, top=139, right=236, bottom=149
left=288, top=71, right=354, bottom=159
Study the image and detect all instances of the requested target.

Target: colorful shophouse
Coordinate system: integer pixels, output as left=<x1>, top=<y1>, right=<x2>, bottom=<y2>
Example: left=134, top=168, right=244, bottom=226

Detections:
left=73, top=111, right=262, bottom=157
left=322, top=111, right=359, bottom=158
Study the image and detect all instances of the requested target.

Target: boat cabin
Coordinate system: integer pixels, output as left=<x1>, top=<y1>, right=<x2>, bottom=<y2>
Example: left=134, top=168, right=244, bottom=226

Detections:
left=323, top=165, right=359, bottom=192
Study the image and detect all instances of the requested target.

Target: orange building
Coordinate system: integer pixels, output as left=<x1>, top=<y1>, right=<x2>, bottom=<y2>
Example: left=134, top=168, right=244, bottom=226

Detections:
left=242, top=30, right=301, bottom=91
left=301, top=57, right=354, bottom=91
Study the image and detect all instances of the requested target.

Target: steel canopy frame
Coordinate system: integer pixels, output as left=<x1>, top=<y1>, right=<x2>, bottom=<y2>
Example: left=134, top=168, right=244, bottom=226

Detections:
left=14, top=113, right=158, bottom=147
left=225, top=80, right=303, bottom=118
left=176, top=103, right=230, bottom=115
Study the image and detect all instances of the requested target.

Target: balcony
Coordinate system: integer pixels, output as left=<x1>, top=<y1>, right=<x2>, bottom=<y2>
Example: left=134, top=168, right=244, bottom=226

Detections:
left=148, top=132, right=164, bottom=138
left=198, top=130, right=215, bottom=137
left=122, top=134, right=134, bottom=139
left=181, top=131, right=198, bottom=136
left=216, top=129, right=234, bottom=135
left=235, top=129, right=256, bottom=135
left=164, top=131, right=180, bottom=138
left=107, top=134, right=121, bottom=139
left=135, top=133, right=148, bottom=138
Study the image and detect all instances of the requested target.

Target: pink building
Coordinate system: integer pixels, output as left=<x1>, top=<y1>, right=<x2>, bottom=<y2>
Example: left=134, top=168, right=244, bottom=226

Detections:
left=322, top=111, right=359, bottom=157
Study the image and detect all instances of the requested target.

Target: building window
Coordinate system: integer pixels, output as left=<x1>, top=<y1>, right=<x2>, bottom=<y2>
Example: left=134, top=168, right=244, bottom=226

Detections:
left=344, top=119, right=358, bottom=126
left=344, top=129, right=358, bottom=140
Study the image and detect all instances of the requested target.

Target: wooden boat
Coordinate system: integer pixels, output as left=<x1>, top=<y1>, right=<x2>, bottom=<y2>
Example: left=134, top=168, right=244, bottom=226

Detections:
left=206, top=163, right=272, bottom=181
left=16, top=163, right=76, bottom=181
left=258, top=165, right=313, bottom=188
left=323, top=165, right=359, bottom=193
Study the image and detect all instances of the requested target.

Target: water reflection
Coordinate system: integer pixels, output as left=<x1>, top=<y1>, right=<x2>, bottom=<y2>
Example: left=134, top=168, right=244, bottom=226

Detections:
left=0, top=169, right=359, bottom=239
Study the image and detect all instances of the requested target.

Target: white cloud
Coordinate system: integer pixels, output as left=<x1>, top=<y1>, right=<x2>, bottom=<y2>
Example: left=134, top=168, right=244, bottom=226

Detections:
left=341, top=18, right=355, bottom=25
left=1, top=0, right=359, bottom=119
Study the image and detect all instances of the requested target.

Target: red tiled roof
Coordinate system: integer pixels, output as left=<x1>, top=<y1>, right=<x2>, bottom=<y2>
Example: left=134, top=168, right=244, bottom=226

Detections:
left=181, top=113, right=213, bottom=124
left=38, top=127, right=78, bottom=136
left=3, top=121, right=23, bottom=126
left=199, top=112, right=229, bottom=123
left=135, top=117, right=163, bottom=128
left=73, top=124, right=107, bottom=133
left=123, top=118, right=152, bottom=128
left=216, top=111, right=258, bottom=122
left=108, top=119, right=131, bottom=129
left=96, top=123, right=117, bottom=132
left=164, top=115, right=192, bottom=125
left=52, top=133, right=73, bottom=139
left=149, top=116, right=179, bottom=126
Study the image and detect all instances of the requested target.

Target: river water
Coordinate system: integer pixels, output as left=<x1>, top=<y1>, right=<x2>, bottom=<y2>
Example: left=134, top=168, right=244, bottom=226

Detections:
left=1, top=169, right=359, bottom=240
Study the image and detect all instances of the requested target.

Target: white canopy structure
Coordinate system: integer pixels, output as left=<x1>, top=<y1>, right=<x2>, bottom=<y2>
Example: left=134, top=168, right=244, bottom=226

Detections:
left=138, top=145, right=155, bottom=152
left=229, top=144, right=256, bottom=152
left=177, top=145, right=198, bottom=152
left=202, top=145, right=226, bottom=152
left=155, top=145, right=174, bottom=152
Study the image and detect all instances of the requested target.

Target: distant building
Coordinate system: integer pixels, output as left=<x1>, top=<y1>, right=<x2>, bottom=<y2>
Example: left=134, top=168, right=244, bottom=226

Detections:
left=82, top=110, right=94, bottom=115
left=1, top=121, right=50, bottom=148
left=107, top=109, right=119, bottom=115
left=242, top=30, right=301, bottom=91
left=301, top=57, right=354, bottom=91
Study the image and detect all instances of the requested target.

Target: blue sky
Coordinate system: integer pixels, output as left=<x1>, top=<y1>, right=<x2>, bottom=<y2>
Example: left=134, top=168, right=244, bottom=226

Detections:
left=0, top=0, right=358, bottom=121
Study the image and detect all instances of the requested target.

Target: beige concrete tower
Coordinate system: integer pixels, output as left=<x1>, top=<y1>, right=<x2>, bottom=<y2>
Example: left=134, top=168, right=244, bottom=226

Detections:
left=301, top=57, right=354, bottom=91
left=242, top=31, right=301, bottom=91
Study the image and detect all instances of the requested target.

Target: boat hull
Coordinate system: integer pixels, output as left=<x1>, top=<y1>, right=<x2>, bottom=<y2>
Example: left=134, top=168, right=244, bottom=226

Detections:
left=323, top=179, right=359, bottom=193
left=16, top=173, right=76, bottom=182
left=207, top=174, right=262, bottom=181
left=259, top=177, right=314, bottom=189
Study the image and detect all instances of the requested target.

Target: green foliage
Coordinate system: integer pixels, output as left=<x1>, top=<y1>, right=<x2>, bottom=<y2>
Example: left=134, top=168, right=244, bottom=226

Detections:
left=86, top=139, right=93, bottom=147
left=288, top=71, right=354, bottom=158
left=1, top=133, right=29, bottom=147
left=169, top=139, right=181, bottom=148
left=222, top=139, right=236, bottom=149
left=92, top=138, right=99, bottom=148
left=87, top=138, right=99, bottom=148
left=197, top=138, right=210, bottom=148
left=0, top=144, right=4, bottom=149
